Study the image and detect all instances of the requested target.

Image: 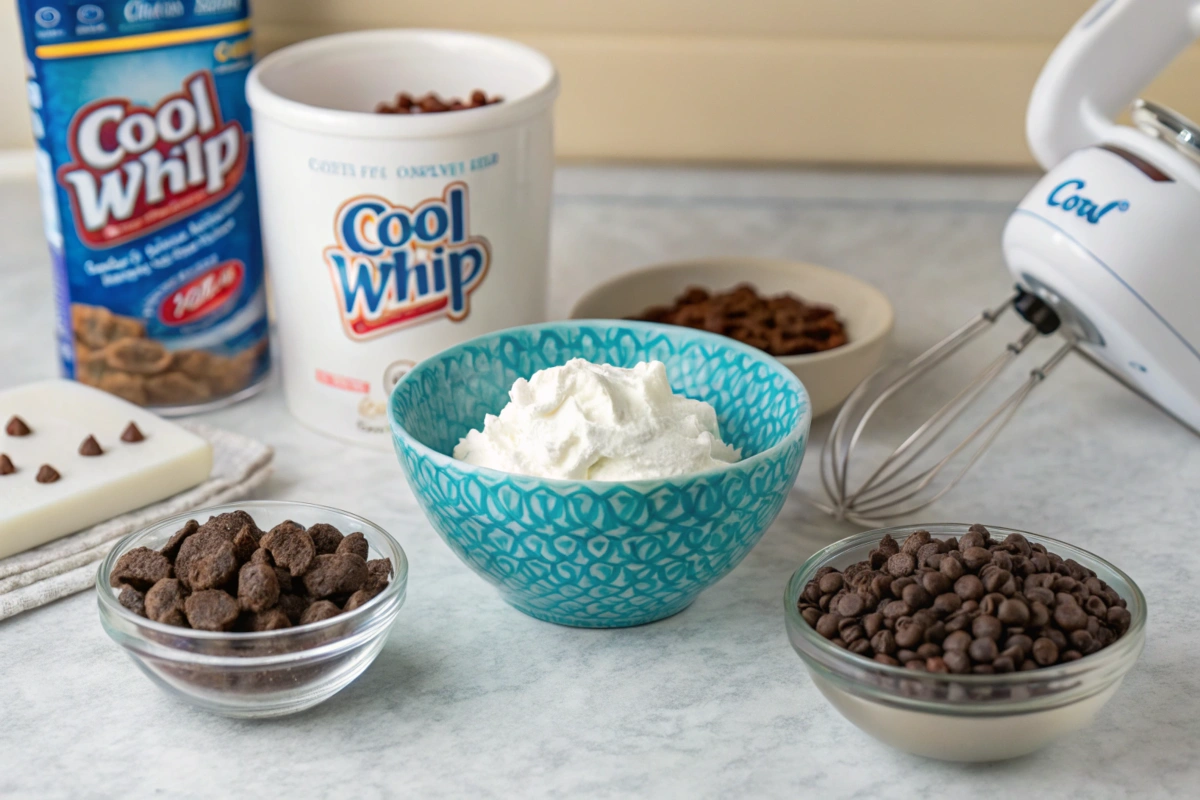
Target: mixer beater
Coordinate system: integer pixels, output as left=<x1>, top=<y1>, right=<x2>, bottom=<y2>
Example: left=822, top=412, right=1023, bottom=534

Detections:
left=813, top=0, right=1200, bottom=525
left=813, top=291, right=1075, bottom=526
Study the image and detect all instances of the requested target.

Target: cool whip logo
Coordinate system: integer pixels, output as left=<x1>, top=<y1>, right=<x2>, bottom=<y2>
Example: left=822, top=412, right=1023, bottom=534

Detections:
left=57, top=71, right=246, bottom=248
left=324, top=183, right=490, bottom=340
left=1047, top=179, right=1129, bottom=224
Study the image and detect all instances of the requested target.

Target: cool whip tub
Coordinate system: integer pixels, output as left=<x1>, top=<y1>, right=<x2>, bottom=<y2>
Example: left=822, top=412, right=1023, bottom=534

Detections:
left=247, top=30, right=559, bottom=448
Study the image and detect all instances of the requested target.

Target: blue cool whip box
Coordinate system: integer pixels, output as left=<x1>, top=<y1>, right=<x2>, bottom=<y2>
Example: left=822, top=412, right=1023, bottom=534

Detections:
left=16, top=0, right=269, bottom=412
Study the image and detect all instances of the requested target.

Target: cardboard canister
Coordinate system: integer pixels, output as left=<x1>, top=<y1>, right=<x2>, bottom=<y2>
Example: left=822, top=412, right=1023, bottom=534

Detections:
left=247, top=30, right=558, bottom=448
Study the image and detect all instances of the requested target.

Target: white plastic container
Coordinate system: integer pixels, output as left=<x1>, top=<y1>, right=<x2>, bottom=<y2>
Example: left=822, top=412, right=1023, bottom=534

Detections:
left=247, top=30, right=558, bottom=448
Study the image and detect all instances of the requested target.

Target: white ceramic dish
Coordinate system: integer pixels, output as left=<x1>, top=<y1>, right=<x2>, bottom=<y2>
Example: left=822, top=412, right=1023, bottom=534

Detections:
left=569, top=257, right=893, bottom=417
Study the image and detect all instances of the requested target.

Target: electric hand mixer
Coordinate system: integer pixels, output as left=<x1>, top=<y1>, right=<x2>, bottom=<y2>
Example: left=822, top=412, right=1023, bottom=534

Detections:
left=816, top=0, right=1200, bottom=526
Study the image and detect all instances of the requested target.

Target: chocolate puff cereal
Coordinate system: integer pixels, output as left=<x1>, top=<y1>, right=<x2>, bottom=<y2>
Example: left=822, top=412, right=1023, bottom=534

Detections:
left=375, top=90, right=501, bottom=114
left=110, top=510, right=394, bottom=632
left=630, top=284, right=848, bottom=356
left=797, top=525, right=1132, bottom=674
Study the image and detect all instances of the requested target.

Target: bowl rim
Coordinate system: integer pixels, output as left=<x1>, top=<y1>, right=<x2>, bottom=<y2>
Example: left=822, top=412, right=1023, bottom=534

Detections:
left=388, top=319, right=812, bottom=487
left=784, top=523, right=1147, bottom=714
left=246, top=29, right=560, bottom=139
left=567, top=256, right=896, bottom=367
left=96, top=500, right=409, bottom=643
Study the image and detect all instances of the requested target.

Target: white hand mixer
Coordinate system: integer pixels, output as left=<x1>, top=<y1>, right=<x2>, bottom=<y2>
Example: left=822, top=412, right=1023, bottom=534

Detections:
left=816, top=0, right=1200, bottom=526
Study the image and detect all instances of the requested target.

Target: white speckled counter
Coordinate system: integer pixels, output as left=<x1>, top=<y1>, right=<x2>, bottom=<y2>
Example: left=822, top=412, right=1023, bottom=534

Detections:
left=2, top=167, right=1197, bottom=798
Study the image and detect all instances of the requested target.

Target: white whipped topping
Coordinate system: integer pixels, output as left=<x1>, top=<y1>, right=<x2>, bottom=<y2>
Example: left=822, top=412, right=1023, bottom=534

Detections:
left=452, top=359, right=741, bottom=480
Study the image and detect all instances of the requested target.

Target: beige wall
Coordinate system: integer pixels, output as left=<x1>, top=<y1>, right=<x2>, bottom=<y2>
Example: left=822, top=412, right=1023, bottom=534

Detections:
left=3, top=0, right=1199, bottom=166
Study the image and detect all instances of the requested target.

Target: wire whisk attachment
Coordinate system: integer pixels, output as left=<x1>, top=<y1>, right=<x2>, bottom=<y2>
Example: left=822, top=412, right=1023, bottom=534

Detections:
left=812, top=290, right=1072, bottom=527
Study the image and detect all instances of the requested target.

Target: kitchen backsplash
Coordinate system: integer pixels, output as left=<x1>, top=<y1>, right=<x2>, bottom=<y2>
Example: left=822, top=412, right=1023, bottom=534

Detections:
left=2, top=0, right=1199, bottom=166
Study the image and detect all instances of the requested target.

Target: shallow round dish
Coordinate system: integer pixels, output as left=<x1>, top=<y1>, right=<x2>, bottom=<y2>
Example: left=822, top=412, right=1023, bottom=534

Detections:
left=390, top=320, right=810, bottom=627
left=97, top=501, right=407, bottom=719
left=784, top=524, right=1145, bottom=762
left=569, top=257, right=893, bottom=417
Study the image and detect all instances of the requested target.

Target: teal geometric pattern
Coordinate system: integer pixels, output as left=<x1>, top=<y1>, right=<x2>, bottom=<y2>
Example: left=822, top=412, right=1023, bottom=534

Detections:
left=390, top=321, right=811, bottom=627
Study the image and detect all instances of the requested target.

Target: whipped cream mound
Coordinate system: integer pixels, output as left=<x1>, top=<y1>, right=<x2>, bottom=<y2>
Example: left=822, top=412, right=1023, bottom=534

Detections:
left=453, top=359, right=742, bottom=480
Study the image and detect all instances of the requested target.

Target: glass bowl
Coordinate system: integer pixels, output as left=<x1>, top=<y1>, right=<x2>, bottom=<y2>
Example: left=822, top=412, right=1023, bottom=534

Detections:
left=784, top=524, right=1146, bottom=762
left=97, top=500, right=408, bottom=718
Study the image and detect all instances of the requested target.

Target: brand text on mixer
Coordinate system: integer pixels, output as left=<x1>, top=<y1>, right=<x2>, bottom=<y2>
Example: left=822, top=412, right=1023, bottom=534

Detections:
left=323, top=183, right=491, bottom=340
left=1046, top=178, right=1130, bottom=224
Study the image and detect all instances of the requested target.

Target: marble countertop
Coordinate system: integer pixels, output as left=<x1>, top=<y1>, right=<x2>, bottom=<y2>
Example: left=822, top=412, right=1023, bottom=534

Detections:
left=2, top=166, right=1197, bottom=798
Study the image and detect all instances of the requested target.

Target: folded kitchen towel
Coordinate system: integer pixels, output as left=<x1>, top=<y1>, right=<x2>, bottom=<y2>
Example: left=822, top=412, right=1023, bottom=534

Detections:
left=0, top=422, right=273, bottom=621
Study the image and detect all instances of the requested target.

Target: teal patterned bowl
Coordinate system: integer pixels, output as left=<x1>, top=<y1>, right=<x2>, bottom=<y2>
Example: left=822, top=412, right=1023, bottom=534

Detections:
left=389, top=321, right=810, bottom=627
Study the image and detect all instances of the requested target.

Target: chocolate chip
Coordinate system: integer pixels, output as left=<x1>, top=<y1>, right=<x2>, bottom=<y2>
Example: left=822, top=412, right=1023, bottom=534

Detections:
left=901, top=530, right=931, bottom=554
left=78, top=435, right=103, bottom=456
left=1107, top=606, right=1132, bottom=634
left=36, top=464, right=60, bottom=483
left=110, top=547, right=172, bottom=590
left=0, top=454, right=13, bottom=475
left=894, top=619, right=925, bottom=649
left=971, top=614, right=1003, bottom=640
left=870, top=629, right=896, bottom=655
left=5, top=416, right=31, bottom=436
left=145, top=578, right=188, bottom=625
left=932, top=592, right=962, bottom=616
left=886, top=552, right=916, bottom=577
left=1032, top=636, right=1059, bottom=666
left=1054, top=599, right=1089, bottom=632
left=997, top=598, right=1030, bottom=626
left=818, top=572, right=844, bottom=594
left=816, top=613, right=840, bottom=639
left=837, top=593, right=865, bottom=617
left=968, top=637, right=999, bottom=663
left=962, top=546, right=992, bottom=570
left=184, top=590, right=239, bottom=631
left=942, top=650, right=970, bottom=673
left=940, top=555, right=964, bottom=581
left=796, top=527, right=1132, bottom=675
left=120, top=422, right=145, bottom=442
left=954, top=574, right=985, bottom=601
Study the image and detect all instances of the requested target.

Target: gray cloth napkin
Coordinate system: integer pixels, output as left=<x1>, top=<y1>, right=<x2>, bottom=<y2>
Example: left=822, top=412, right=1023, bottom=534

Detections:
left=0, top=421, right=273, bottom=621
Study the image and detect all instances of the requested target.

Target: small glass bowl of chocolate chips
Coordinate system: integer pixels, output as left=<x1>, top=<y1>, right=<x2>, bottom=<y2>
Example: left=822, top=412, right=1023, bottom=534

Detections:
left=96, top=501, right=407, bottom=718
left=785, top=524, right=1145, bottom=762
